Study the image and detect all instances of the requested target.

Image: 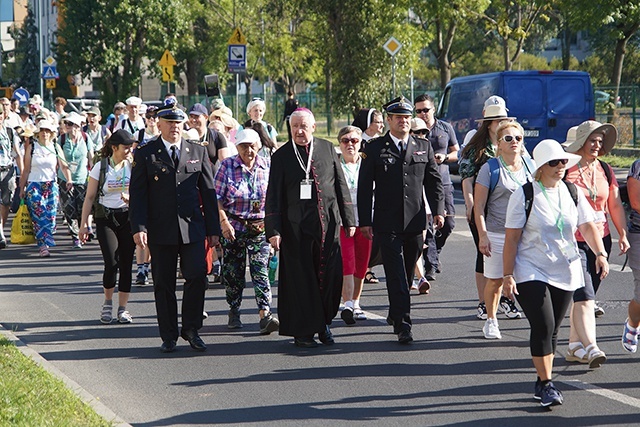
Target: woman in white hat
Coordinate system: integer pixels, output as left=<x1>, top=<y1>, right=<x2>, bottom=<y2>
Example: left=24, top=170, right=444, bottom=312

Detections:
left=474, top=121, right=534, bottom=339
left=18, top=119, right=72, bottom=257
left=459, top=95, right=521, bottom=321
left=563, top=120, right=629, bottom=367
left=502, top=139, right=609, bottom=407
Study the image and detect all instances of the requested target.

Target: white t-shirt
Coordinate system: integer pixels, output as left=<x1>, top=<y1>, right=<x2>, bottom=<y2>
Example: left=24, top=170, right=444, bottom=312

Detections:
left=115, top=116, right=145, bottom=135
left=505, top=181, right=596, bottom=291
left=89, top=159, right=131, bottom=209
left=28, top=143, right=59, bottom=182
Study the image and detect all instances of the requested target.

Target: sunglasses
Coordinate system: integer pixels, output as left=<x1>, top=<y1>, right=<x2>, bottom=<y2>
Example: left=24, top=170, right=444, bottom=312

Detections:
left=547, top=159, right=569, bottom=167
left=412, top=129, right=428, bottom=135
left=340, top=137, right=360, bottom=145
left=500, top=135, right=523, bottom=142
left=414, top=108, right=431, bottom=114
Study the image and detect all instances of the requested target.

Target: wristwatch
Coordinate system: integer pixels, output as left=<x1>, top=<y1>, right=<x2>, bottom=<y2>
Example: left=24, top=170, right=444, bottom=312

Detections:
left=595, top=251, right=608, bottom=258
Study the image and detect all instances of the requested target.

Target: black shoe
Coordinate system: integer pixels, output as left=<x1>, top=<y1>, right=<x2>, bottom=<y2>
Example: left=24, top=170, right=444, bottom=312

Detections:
left=341, top=307, right=356, bottom=325
left=135, top=272, right=148, bottom=286
left=318, top=325, right=335, bottom=345
left=294, top=336, right=318, bottom=348
left=180, top=330, right=207, bottom=351
left=425, top=269, right=436, bottom=281
left=397, top=330, right=413, bottom=344
left=0, top=239, right=6, bottom=249
left=386, top=316, right=394, bottom=326
left=259, top=312, right=280, bottom=335
left=228, top=310, right=243, bottom=329
left=160, top=340, right=177, bottom=353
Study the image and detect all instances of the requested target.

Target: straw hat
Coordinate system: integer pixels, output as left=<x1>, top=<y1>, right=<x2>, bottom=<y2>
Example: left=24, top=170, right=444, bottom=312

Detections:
left=532, top=139, right=581, bottom=174
left=410, top=117, right=428, bottom=132
left=476, top=95, right=515, bottom=122
left=564, top=120, right=617, bottom=155
left=561, top=126, right=578, bottom=148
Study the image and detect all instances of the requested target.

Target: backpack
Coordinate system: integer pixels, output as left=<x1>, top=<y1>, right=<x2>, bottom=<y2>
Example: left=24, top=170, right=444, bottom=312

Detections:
left=597, top=158, right=628, bottom=205
left=521, top=180, right=579, bottom=225
left=487, top=156, right=536, bottom=193
left=93, top=158, right=109, bottom=219
left=60, top=131, right=89, bottom=149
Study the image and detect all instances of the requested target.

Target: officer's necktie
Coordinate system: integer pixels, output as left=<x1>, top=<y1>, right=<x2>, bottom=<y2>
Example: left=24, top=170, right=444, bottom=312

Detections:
left=170, top=145, right=179, bottom=169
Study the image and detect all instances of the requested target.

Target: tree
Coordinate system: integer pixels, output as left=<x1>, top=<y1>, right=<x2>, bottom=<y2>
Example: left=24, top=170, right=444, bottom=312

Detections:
left=10, top=6, right=39, bottom=93
left=56, top=0, right=190, bottom=108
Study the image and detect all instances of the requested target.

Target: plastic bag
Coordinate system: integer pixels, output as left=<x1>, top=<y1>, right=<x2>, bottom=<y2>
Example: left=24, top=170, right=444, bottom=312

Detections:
left=10, top=200, right=36, bottom=245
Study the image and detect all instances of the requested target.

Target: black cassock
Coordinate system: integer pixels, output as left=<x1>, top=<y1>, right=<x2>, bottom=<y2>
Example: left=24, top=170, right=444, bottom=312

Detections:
left=265, top=138, right=355, bottom=337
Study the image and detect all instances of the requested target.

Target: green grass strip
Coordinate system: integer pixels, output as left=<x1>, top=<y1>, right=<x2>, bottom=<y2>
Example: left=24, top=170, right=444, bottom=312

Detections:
left=0, top=337, right=112, bottom=427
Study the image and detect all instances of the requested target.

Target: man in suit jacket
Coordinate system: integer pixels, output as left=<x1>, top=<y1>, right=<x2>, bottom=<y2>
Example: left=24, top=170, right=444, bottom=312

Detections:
left=129, top=103, right=220, bottom=353
left=357, top=96, right=444, bottom=344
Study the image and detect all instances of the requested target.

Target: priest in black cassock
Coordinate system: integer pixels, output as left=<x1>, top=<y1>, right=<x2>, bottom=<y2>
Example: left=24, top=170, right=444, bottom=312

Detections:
left=265, top=108, right=356, bottom=348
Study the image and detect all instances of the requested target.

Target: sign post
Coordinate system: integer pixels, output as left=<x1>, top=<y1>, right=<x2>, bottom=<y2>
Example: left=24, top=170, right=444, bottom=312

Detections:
left=227, top=27, right=247, bottom=118
left=383, top=37, right=402, bottom=98
left=42, top=56, right=59, bottom=105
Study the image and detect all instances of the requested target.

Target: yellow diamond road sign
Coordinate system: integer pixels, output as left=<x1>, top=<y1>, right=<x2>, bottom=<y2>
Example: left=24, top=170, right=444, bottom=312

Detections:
left=383, top=37, right=402, bottom=56
left=44, top=55, right=56, bottom=66
left=228, top=27, right=247, bottom=45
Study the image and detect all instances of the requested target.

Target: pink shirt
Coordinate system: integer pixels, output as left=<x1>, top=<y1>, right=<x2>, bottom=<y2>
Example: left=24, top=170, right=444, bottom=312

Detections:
left=565, top=161, right=617, bottom=241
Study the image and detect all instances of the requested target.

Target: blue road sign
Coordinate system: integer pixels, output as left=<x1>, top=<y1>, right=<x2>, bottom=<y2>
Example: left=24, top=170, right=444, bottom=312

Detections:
left=13, top=88, right=29, bottom=105
left=228, top=45, right=246, bottom=74
left=42, top=65, right=59, bottom=79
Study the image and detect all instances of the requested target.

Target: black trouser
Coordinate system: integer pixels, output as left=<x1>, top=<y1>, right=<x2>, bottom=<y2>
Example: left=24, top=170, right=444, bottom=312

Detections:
left=516, top=280, right=574, bottom=357
left=96, top=211, right=135, bottom=292
left=149, top=241, right=207, bottom=342
left=378, top=231, right=422, bottom=333
left=424, top=184, right=455, bottom=272
left=468, top=208, right=484, bottom=274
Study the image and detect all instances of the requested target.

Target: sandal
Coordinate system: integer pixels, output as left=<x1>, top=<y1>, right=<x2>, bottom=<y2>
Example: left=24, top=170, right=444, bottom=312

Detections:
left=587, top=346, right=607, bottom=369
left=364, top=271, right=379, bottom=284
left=565, top=344, right=588, bottom=364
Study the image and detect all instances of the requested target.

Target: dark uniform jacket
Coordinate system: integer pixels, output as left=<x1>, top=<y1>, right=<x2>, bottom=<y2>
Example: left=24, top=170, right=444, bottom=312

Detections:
left=129, top=136, right=220, bottom=245
left=358, top=132, right=444, bottom=233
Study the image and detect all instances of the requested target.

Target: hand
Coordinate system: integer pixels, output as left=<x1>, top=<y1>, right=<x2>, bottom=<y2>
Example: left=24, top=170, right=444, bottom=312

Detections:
left=207, top=235, right=220, bottom=247
left=133, top=231, right=147, bottom=249
left=596, top=256, right=609, bottom=280
left=502, top=276, right=519, bottom=300
left=346, top=226, right=356, bottom=238
left=269, top=235, right=281, bottom=250
left=479, top=234, right=491, bottom=257
left=435, top=153, right=446, bottom=164
left=66, top=181, right=74, bottom=191
left=120, top=192, right=129, bottom=205
left=221, top=221, right=235, bottom=241
left=433, top=215, right=445, bottom=230
left=619, top=236, right=630, bottom=255
left=361, top=226, right=373, bottom=240
left=79, top=226, right=89, bottom=244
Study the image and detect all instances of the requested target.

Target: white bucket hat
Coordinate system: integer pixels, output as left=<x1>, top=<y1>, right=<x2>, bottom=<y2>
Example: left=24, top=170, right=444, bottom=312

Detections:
left=63, top=112, right=83, bottom=127
left=564, top=120, right=617, bottom=155
left=36, top=119, right=57, bottom=133
left=532, top=139, right=581, bottom=174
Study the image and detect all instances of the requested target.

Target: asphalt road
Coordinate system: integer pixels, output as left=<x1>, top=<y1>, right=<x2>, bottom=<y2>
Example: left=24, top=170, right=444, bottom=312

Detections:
left=1, top=190, right=640, bottom=426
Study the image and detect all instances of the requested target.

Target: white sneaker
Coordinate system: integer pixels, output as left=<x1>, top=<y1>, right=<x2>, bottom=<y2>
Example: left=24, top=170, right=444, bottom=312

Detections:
left=117, top=310, right=133, bottom=324
left=483, top=318, right=502, bottom=339
left=410, top=280, right=419, bottom=291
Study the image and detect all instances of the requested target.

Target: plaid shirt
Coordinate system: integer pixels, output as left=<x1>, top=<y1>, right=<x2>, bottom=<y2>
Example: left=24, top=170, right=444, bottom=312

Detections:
left=214, top=154, right=270, bottom=232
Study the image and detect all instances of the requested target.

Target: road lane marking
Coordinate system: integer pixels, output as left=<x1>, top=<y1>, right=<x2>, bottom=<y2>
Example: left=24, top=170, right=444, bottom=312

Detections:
left=562, top=379, right=640, bottom=409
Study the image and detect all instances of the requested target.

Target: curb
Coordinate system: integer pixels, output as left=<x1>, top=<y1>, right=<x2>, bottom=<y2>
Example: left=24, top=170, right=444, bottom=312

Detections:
left=0, top=325, right=132, bottom=427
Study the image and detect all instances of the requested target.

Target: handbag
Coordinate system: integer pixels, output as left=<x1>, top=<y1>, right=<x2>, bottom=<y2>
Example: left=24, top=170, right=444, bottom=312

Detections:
left=10, top=200, right=36, bottom=245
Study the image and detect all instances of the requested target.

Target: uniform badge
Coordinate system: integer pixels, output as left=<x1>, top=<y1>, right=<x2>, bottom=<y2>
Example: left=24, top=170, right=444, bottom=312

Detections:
left=132, top=161, right=136, bottom=167
left=154, top=176, right=159, bottom=181
left=360, top=152, right=367, bottom=159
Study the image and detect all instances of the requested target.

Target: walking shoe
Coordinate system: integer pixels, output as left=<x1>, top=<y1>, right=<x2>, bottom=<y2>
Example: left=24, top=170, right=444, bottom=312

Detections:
left=565, top=344, right=589, bottom=363
left=319, top=325, right=335, bottom=345
left=418, top=278, right=431, bottom=294
left=117, top=310, right=133, bottom=324
left=499, top=296, right=522, bottom=319
left=482, top=318, right=502, bottom=339
left=476, top=302, right=487, bottom=320
left=210, top=262, right=221, bottom=283
left=397, top=329, right=413, bottom=344
left=587, top=347, right=607, bottom=368
left=594, top=303, right=605, bottom=317
left=341, top=307, right=356, bottom=325
left=0, top=239, right=7, bottom=249
left=202, top=311, right=209, bottom=320
left=533, top=378, right=543, bottom=400
left=354, top=307, right=367, bottom=320
left=539, top=382, right=563, bottom=407
left=73, top=239, right=82, bottom=249
left=425, top=268, right=436, bottom=281
left=259, top=312, right=280, bottom=335
left=135, top=272, right=148, bottom=286
left=410, top=280, right=419, bottom=291
left=228, top=310, right=243, bottom=329
left=39, top=245, right=50, bottom=257
left=622, top=319, right=639, bottom=353
left=100, top=303, right=113, bottom=324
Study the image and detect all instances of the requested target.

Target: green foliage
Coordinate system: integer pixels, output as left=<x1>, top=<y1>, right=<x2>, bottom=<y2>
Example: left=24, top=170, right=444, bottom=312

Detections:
left=550, top=55, right=580, bottom=70
left=0, top=338, right=111, bottom=426
left=10, top=7, right=39, bottom=93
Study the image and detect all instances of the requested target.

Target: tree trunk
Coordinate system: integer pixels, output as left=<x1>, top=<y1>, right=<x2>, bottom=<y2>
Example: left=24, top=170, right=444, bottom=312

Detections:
left=561, top=21, right=571, bottom=70
left=185, top=56, right=199, bottom=97
left=503, top=39, right=512, bottom=71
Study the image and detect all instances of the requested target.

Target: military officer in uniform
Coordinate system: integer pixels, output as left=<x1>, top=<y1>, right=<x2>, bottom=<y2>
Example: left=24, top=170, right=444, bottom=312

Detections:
left=129, top=103, right=220, bottom=353
left=357, top=96, right=444, bottom=343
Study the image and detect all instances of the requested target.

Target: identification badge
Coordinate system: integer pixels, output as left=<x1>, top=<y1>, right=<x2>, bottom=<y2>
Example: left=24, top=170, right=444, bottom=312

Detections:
left=68, top=161, right=78, bottom=173
left=594, top=210, right=606, bottom=223
left=559, top=239, right=580, bottom=264
left=300, top=179, right=313, bottom=200
left=251, top=200, right=261, bottom=213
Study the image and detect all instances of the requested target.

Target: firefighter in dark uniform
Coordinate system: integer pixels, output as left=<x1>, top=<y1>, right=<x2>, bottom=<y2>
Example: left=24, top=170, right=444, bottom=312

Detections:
left=357, top=96, right=444, bottom=343
left=129, top=103, right=220, bottom=353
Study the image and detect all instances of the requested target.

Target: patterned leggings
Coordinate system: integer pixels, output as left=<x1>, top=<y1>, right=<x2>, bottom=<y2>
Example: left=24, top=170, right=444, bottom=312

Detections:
left=221, top=230, right=272, bottom=312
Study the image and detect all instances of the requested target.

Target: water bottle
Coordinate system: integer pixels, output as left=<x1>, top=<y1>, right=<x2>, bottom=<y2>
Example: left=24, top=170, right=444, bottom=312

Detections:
left=268, top=254, right=278, bottom=283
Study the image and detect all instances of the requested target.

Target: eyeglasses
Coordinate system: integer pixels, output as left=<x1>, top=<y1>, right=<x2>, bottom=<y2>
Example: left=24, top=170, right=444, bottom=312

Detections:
left=64, top=122, right=74, bottom=126
left=414, top=108, right=431, bottom=114
left=500, top=135, right=523, bottom=143
left=340, top=137, right=360, bottom=145
left=412, top=129, right=428, bottom=135
left=547, top=159, right=569, bottom=167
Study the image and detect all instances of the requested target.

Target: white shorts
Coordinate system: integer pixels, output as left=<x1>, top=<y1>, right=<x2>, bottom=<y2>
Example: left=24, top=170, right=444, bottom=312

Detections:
left=483, top=231, right=505, bottom=280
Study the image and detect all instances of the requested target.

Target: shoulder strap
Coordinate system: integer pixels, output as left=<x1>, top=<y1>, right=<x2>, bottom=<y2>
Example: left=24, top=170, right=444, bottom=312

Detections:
left=522, top=156, right=535, bottom=178
left=488, top=157, right=501, bottom=193
left=60, top=133, right=66, bottom=148
left=98, top=158, right=108, bottom=196
left=523, top=181, right=534, bottom=224
left=564, top=180, right=579, bottom=206
left=598, top=159, right=612, bottom=185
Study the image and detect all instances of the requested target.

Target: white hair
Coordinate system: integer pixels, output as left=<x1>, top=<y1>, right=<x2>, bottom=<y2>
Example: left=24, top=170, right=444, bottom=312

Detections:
left=289, top=109, right=315, bottom=125
left=246, top=98, right=266, bottom=115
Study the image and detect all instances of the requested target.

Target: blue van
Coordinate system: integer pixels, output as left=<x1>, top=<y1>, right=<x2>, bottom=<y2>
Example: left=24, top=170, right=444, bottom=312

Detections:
left=437, top=70, right=595, bottom=153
